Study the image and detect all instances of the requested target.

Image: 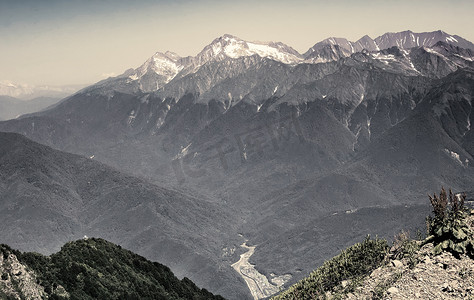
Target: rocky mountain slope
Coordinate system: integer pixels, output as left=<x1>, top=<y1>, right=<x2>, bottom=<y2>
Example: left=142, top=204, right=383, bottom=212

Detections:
left=0, top=238, right=224, bottom=300
left=0, top=246, right=46, bottom=300
left=0, top=30, right=473, bottom=299
left=350, top=241, right=474, bottom=299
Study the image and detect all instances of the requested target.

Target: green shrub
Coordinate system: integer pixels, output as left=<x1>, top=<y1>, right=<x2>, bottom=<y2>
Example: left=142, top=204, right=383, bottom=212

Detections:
left=272, top=236, right=388, bottom=300
left=425, top=187, right=474, bottom=257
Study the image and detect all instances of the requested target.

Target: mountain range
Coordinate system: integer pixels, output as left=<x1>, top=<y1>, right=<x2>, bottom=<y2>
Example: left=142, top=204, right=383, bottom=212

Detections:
left=0, top=81, right=85, bottom=100
left=0, top=30, right=473, bottom=299
left=88, top=30, right=474, bottom=97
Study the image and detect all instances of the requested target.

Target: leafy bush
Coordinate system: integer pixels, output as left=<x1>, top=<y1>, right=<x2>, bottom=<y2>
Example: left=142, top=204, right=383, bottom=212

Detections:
left=426, top=187, right=474, bottom=257
left=272, top=236, right=388, bottom=300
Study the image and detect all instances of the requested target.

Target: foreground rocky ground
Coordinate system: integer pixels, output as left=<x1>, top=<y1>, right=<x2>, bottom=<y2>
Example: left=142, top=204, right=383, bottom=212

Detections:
left=343, top=212, right=474, bottom=300
left=273, top=205, right=473, bottom=300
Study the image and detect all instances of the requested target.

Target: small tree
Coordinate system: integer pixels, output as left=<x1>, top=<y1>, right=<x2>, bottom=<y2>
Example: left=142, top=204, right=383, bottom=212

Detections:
left=426, top=187, right=473, bottom=257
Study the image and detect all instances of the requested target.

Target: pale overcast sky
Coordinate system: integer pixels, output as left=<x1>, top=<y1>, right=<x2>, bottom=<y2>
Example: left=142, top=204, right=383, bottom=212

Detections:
left=1, top=0, right=473, bottom=86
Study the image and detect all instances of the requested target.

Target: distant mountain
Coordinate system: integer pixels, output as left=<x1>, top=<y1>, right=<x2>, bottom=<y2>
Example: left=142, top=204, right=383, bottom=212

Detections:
left=0, top=80, right=85, bottom=100
left=374, top=30, right=474, bottom=51
left=81, top=31, right=474, bottom=110
left=91, top=34, right=304, bottom=94
left=0, top=30, right=473, bottom=299
left=304, top=44, right=352, bottom=63
left=305, top=30, right=474, bottom=58
left=0, top=238, right=225, bottom=300
left=0, top=95, right=62, bottom=121
left=0, top=132, right=249, bottom=299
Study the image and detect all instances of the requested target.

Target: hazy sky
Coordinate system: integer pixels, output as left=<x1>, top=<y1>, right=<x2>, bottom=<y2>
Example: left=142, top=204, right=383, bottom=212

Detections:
left=1, top=0, right=473, bottom=86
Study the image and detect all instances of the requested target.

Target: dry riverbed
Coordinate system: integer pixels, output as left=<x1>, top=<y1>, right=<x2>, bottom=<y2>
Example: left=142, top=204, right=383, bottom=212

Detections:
left=231, top=242, right=291, bottom=300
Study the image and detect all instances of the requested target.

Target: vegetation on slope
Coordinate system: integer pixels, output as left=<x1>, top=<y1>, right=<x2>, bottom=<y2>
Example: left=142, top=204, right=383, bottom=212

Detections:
left=273, top=187, right=474, bottom=299
left=2, top=238, right=224, bottom=300
left=272, top=236, right=388, bottom=299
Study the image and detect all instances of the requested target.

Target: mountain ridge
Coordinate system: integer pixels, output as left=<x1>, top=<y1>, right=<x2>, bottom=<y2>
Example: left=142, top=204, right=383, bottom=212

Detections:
left=0, top=238, right=225, bottom=300
left=305, top=30, right=474, bottom=57
left=85, top=30, right=473, bottom=96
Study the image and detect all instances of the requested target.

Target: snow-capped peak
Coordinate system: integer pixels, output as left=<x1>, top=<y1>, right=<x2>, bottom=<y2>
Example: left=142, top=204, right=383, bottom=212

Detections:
left=195, top=34, right=303, bottom=65
left=116, top=34, right=304, bottom=93
left=163, top=51, right=182, bottom=61
left=304, top=30, right=474, bottom=60
left=129, top=51, right=185, bottom=85
left=1, top=80, right=18, bottom=88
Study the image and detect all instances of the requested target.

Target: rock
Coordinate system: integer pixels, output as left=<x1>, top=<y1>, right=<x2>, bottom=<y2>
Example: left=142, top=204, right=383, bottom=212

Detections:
left=387, top=287, right=399, bottom=294
left=415, top=292, right=421, bottom=298
left=392, top=260, right=403, bottom=268
left=423, top=256, right=432, bottom=264
left=441, top=283, right=453, bottom=292
left=0, top=250, right=45, bottom=299
left=412, top=274, right=422, bottom=281
left=341, top=280, right=349, bottom=288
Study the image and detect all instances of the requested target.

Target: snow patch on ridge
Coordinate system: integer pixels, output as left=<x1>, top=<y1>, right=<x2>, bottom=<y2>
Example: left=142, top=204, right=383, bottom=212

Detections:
left=446, top=36, right=458, bottom=43
left=444, top=149, right=469, bottom=167
left=174, top=143, right=192, bottom=160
